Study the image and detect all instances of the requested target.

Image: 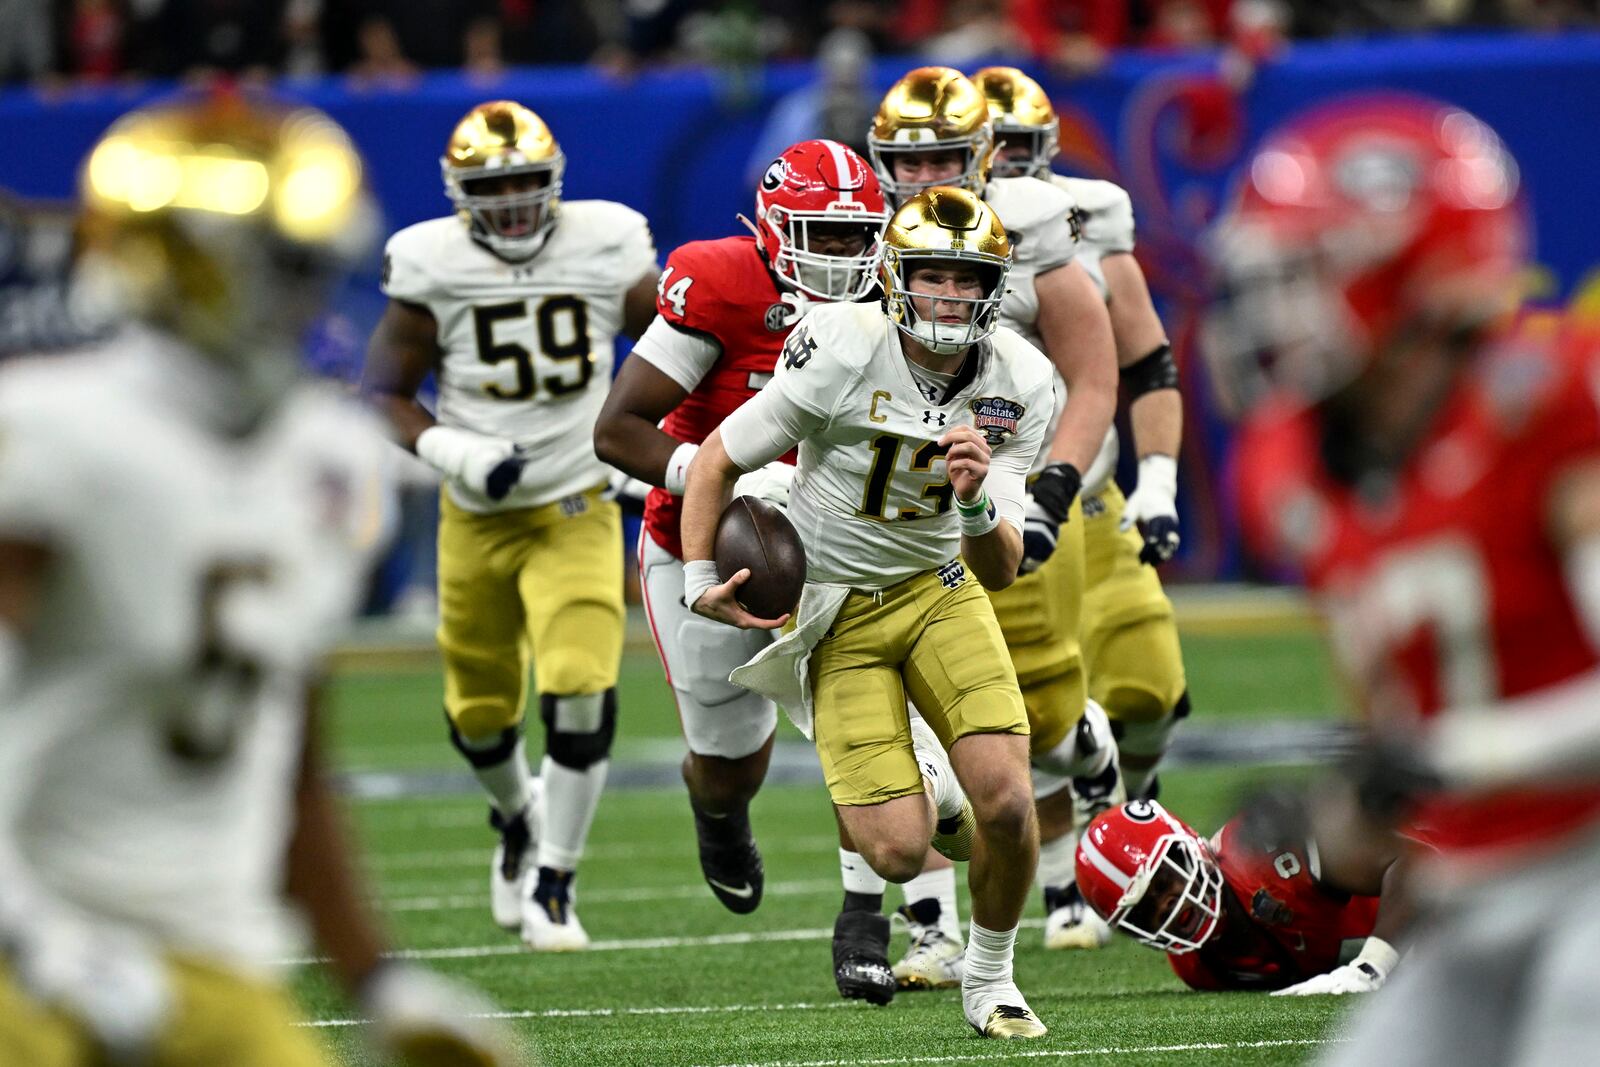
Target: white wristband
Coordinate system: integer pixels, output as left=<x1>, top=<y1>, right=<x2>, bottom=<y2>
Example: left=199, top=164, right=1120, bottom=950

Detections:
left=682, top=559, right=720, bottom=610
left=664, top=442, right=700, bottom=496
left=1356, top=936, right=1399, bottom=979
left=1136, top=453, right=1179, bottom=499
left=956, top=492, right=1000, bottom=537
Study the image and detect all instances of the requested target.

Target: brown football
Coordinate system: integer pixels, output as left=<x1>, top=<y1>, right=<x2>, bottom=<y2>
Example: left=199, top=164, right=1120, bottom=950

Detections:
left=714, top=495, right=806, bottom=619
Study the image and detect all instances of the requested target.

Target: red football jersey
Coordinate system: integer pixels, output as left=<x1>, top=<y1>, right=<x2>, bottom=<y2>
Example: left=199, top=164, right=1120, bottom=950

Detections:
left=1169, top=818, right=1380, bottom=991
left=1235, top=311, right=1600, bottom=858
left=642, top=236, right=802, bottom=560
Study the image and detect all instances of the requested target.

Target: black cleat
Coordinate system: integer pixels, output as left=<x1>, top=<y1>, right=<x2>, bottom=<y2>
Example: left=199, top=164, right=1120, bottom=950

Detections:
left=833, top=910, right=896, bottom=1005
left=690, top=799, right=765, bottom=914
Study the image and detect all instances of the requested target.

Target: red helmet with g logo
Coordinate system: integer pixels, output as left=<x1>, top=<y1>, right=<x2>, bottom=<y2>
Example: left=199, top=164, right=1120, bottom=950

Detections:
left=1203, top=93, right=1529, bottom=414
left=1075, top=800, right=1225, bottom=955
left=750, top=139, right=887, bottom=302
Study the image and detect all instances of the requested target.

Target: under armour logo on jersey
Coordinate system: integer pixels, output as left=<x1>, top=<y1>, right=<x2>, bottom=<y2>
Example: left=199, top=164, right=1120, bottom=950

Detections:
left=918, top=383, right=940, bottom=401
left=922, top=411, right=945, bottom=427
left=936, top=561, right=965, bottom=589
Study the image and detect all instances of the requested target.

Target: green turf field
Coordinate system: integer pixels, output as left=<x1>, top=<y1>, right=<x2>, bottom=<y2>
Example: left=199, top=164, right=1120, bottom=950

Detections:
left=303, top=625, right=1358, bottom=1066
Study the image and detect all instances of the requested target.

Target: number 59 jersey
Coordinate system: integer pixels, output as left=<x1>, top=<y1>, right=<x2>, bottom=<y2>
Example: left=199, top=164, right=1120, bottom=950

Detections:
left=0, top=333, right=392, bottom=971
left=383, top=202, right=657, bottom=512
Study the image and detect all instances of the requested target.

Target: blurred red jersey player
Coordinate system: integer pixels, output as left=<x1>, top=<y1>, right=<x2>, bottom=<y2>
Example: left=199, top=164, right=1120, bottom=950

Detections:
left=1207, top=93, right=1600, bottom=1066
left=594, top=139, right=887, bottom=916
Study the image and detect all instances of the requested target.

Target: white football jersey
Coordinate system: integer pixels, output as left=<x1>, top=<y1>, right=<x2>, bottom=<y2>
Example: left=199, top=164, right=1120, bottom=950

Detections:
left=982, top=175, right=1080, bottom=354
left=0, top=330, right=391, bottom=973
left=382, top=202, right=656, bottom=512
left=724, top=301, right=1053, bottom=589
left=1049, top=174, right=1136, bottom=299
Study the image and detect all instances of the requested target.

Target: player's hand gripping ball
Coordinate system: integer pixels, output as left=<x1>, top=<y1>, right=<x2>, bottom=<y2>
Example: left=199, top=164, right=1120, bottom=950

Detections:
left=714, top=495, right=806, bottom=619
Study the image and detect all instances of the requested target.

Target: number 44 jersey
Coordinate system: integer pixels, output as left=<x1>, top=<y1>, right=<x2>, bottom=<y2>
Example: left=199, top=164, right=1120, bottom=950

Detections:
left=1234, top=310, right=1600, bottom=861
left=0, top=330, right=393, bottom=971
left=382, top=202, right=656, bottom=512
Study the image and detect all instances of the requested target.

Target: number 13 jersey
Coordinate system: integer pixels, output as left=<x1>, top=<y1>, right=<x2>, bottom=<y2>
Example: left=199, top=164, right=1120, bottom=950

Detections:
left=382, top=202, right=656, bottom=512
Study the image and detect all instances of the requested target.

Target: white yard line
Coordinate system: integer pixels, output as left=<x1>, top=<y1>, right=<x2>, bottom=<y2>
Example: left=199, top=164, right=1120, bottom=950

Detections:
left=382, top=879, right=839, bottom=912
left=302, top=999, right=856, bottom=1028
left=368, top=835, right=841, bottom=871
left=687, top=1038, right=1338, bottom=1067
left=280, top=919, right=1048, bottom=966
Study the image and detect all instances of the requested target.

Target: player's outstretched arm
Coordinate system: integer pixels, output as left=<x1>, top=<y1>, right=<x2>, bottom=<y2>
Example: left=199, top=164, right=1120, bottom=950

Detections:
left=1104, top=253, right=1183, bottom=566
left=943, top=425, right=1023, bottom=590
left=680, top=430, right=790, bottom=630
left=1035, top=261, right=1118, bottom=477
left=286, top=684, right=519, bottom=1065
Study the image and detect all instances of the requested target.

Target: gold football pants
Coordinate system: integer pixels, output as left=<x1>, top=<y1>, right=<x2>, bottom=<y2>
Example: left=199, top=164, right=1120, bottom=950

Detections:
left=811, top=564, right=1029, bottom=807
left=437, top=487, right=624, bottom=740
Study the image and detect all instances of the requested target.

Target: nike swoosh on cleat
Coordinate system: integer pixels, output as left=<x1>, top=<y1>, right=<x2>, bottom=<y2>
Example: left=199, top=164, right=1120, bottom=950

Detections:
left=706, top=878, right=755, bottom=900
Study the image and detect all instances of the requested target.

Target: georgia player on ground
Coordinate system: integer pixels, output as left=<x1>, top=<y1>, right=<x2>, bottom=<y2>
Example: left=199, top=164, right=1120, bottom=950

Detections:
left=1075, top=801, right=1400, bottom=993
left=682, top=187, right=1057, bottom=1039
left=976, top=65, right=1193, bottom=952
left=1211, top=95, right=1600, bottom=1064
left=0, top=95, right=514, bottom=1067
left=857, top=65, right=1121, bottom=996
left=363, top=100, right=658, bottom=951
left=593, top=139, right=887, bottom=915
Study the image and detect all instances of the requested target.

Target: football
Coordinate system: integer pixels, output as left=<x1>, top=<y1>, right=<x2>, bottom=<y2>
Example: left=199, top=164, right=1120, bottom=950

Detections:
left=714, top=495, right=806, bottom=619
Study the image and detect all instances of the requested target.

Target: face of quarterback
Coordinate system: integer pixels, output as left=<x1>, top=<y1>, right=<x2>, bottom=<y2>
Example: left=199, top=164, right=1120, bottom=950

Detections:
left=461, top=170, right=552, bottom=238
left=906, top=262, right=985, bottom=325
left=889, top=149, right=965, bottom=188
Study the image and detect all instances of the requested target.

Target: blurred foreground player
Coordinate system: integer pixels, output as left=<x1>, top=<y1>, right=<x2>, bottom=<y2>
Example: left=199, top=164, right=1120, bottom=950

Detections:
left=594, top=139, right=887, bottom=915
left=364, top=100, right=658, bottom=950
left=682, top=187, right=1055, bottom=1038
left=1076, top=800, right=1400, bottom=993
left=0, top=96, right=516, bottom=1067
left=1210, top=94, right=1600, bottom=1065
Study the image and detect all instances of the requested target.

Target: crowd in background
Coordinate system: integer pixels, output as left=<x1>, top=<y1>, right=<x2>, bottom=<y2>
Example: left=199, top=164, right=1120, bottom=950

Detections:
left=2, top=0, right=1598, bottom=88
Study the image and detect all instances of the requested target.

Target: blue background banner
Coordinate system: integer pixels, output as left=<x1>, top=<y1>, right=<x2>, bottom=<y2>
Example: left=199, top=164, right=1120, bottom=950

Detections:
left=5, top=32, right=1597, bottom=578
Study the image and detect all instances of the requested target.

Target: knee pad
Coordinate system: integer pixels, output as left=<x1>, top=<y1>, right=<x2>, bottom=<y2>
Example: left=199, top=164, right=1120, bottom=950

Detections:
left=1033, top=700, right=1116, bottom=779
left=540, top=689, right=618, bottom=770
left=447, top=716, right=521, bottom=769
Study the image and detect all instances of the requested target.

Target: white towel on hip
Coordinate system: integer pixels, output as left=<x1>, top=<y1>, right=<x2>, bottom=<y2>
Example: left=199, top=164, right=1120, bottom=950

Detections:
left=728, top=581, right=851, bottom=741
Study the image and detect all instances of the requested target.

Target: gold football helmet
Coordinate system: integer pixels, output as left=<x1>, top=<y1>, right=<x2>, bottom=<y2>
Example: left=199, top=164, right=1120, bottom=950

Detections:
left=79, top=92, right=374, bottom=421
left=868, top=67, right=994, bottom=206
left=441, top=100, right=564, bottom=261
left=973, top=66, right=1060, bottom=180
left=880, top=186, right=1011, bottom=355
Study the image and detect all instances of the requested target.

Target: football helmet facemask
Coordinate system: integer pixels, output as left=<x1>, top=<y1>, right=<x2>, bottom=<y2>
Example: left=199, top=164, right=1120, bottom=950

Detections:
left=880, top=186, right=1010, bottom=356
left=746, top=139, right=887, bottom=301
left=1075, top=800, right=1225, bottom=955
left=868, top=67, right=995, bottom=206
left=973, top=66, right=1059, bottom=180
left=1202, top=93, right=1528, bottom=415
left=78, top=92, right=375, bottom=418
left=442, top=100, right=564, bottom=262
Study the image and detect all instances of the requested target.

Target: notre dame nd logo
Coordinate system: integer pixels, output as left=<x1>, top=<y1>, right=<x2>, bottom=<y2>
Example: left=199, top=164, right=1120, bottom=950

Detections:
left=782, top=328, right=817, bottom=370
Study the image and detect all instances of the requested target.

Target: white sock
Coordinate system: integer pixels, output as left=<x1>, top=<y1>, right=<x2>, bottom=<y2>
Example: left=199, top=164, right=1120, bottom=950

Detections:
left=536, top=755, right=609, bottom=872
left=902, top=865, right=962, bottom=940
left=909, top=718, right=965, bottom=820
left=964, top=921, right=1017, bottom=985
left=840, top=848, right=888, bottom=895
left=1037, top=831, right=1078, bottom=892
left=462, top=734, right=533, bottom=816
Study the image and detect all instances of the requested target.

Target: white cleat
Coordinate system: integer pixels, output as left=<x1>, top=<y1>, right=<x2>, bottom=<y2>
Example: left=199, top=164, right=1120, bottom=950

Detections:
left=521, top=870, right=589, bottom=952
left=488, top=783, right=542, bottom=931
left=892, top=915, right=964, bottom=990
left=1044, top=884, right=1113, bottom=950
left=963, top=978, right=1047, bottom=1039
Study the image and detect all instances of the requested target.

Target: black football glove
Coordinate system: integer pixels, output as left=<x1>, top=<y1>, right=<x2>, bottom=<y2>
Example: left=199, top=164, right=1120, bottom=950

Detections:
left=1136, top=515, right=1182, bottom=566
left=1029, top=462, right=1082, bottom=525
left=1018, top=496, right=1059, bottom=576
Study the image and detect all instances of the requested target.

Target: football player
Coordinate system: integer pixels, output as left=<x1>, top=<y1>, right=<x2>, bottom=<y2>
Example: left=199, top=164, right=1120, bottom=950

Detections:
left=362, top=100, right=659, bottom=950
left=1210, top=95, right=1600, bottom=1064
left=683, top=187, right=1056, bottom=1039
left=593, top=139, right=888, bottom=916
left=975, top=65, right=1192, bottom=950
left=0, top=95, right=516, bottom=1067
left=1075, top=800, right=1400, bottom=993
left=857, top=66, right=1121, bottom=993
